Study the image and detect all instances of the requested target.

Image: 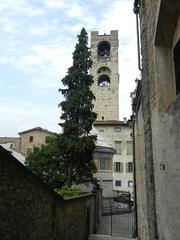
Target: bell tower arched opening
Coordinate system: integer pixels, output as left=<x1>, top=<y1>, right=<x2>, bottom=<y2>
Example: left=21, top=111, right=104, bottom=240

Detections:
left=98, top=41, right=110, bottom=57
left=98, top=74, right=110, bottom=86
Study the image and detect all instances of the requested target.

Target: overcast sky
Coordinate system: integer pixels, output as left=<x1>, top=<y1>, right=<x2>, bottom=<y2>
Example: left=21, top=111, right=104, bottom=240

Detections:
left=0, top=0, right=140, bottom=136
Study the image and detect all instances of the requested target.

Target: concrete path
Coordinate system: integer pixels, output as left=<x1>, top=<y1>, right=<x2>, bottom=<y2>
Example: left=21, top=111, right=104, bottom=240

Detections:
left=88, top=234, right=137, bottom=240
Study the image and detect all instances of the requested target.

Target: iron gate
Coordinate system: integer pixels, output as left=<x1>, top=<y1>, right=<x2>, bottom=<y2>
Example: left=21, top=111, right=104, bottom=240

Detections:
left=98, top=196, right=137, bottom=238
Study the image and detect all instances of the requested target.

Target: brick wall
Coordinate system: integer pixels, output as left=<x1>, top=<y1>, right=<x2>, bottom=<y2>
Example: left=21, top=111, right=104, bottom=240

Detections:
left=0, top=146, right=100, bottom=240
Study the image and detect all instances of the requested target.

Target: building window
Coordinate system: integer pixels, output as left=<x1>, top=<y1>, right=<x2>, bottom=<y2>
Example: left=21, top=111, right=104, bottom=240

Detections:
left=127, top=141, right=133, bottom=155
left=99, top=128, right=104, bottom=132
left=29, top=136, right=33, bottom=142
left=114, top=141, right=122, bottom=155
left=115, top=180, right=121, bottom=187
left=98, top=74, right=110, bottom=86
left=126, top=162, right=133, bottom=173
left=115, top=127, right=121, bottom=132
left=99, top=153, right=111, bottom=170
left=98, top=41, right=110, bottom=57
left=128, top=181, right=133, bottom=188
left=173, top=39, right=180, bottom=95
left=27, top=148, right=32, bottom=156
left=114, top=162, right=123, bottom=173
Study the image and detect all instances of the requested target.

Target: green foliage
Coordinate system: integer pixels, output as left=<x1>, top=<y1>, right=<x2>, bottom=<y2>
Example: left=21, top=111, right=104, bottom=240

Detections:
left=59, top=28, right=97, bottom=136
left=25, top=28, right=97, bottom=189
left=55, top=186, right=81, bottom=197
left=25, top=136, right=66, bottom=189
left=58, top=28, right=97, bottom=186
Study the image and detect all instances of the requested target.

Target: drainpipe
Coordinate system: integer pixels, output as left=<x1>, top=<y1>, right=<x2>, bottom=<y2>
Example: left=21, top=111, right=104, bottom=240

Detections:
left=133, top=0, right=142, bottom=72
left=132, top=1, right=141, bottom=237
left=131, top=114, right=138, bottom=237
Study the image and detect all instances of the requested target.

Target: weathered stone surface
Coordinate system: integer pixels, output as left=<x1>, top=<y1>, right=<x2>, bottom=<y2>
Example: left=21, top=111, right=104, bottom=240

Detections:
left=0, top=146, right=101, bottom=240
left=133, top=1, right=180, bottom=240
left=90, top=31, right=119, bottom=121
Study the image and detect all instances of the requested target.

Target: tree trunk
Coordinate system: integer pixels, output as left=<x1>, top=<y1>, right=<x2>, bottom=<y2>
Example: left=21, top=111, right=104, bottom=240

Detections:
left=66, top=161, right=73, bottom=187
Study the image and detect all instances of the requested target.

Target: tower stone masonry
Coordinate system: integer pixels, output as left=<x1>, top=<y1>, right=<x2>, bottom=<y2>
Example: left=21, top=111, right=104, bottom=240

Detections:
left=91, top=30, right=133, bottom=199
left=90, top=30, right=119, bottom=121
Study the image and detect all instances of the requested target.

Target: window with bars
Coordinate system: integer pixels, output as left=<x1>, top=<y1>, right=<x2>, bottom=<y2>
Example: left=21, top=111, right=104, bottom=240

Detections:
left=114, top=162, right=123, bottom=173
left=115, top=180, right=121, bottom=187
left=114, top=141, right=122, bottom=155
left=126, top=162, right=133, bottom=173
left=174, top=39, right=180, bottom=95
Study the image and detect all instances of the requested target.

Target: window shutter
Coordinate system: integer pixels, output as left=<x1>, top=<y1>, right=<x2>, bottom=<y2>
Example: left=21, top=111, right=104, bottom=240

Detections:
left=120, top=163, right=123, bottom=173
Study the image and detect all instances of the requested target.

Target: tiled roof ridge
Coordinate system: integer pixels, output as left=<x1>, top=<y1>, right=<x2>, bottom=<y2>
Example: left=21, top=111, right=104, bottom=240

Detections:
left=18, top=126, right=57, bottom=135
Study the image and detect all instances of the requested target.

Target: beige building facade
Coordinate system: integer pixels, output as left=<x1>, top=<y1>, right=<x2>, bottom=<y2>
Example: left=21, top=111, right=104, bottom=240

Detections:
left=18, top=127, right=56, bottom=157
left=94, top=121, right=133, bottom=196
left=90, top=30, right=134, bottom=197
left=0, top=127, right=57, bottom=157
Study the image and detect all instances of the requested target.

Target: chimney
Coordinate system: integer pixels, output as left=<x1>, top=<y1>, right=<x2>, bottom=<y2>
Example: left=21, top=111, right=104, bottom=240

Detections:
left=123, top=117, right=127, bottom=123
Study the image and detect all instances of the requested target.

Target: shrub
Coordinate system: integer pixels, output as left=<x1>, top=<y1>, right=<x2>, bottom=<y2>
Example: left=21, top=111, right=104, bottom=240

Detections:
left=55, top=186, right=82, bottom=197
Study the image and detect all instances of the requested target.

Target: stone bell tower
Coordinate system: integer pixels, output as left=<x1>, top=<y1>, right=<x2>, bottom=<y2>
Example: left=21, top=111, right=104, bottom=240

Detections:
left=90, top=30, right=119, bottom=121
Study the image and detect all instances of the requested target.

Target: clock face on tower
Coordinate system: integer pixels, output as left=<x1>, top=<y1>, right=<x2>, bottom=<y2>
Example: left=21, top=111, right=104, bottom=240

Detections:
left=91, top=30, right=119, bottom=121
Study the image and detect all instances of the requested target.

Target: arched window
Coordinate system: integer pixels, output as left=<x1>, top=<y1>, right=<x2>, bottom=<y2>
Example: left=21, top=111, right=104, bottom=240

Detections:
left=98, top=74, right=110, bottom=86
left=97, top=66, right=111, bottom=75
left=98, top=41, right=110, bottom=57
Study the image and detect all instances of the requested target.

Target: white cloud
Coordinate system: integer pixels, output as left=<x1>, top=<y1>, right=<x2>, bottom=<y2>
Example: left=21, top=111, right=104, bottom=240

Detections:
left=0, top=17, right=18, bottom=33
left=0, top=98, right=61, bottom=136
left=0, top=0, right=45, bottom=16
left=0, top=0, right=140, bottom=135
left=66, top=3, right=83, bottom=18
left=43, top=0, right=67, bottom=9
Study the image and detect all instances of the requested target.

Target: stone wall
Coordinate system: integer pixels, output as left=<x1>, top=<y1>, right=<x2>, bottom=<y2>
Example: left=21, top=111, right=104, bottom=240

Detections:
left=19, top=129, right=56, bottom=157
left=133, top=89, right=149, bottom=240
left=135, top=0, right=180, bottom=239
left=0, top=137, right=20, bottom=152
left=0, top=146, right=100, bottom=240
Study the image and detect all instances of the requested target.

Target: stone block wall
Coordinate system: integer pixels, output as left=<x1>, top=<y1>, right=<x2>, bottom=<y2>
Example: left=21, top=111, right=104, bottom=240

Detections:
left=90, top=31, right=119, bottom=121
left=0, top=146, right=100, bottom=240
left=19, top=130, right=56, bottom=157
left=136, top=0, right=180, bottom=239
left=0, top=137, right=20, bottom=152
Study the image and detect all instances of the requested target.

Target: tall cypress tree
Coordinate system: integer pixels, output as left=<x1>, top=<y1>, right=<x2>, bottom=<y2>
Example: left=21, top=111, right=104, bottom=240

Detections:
left=58, top=28, right=97, bottom=186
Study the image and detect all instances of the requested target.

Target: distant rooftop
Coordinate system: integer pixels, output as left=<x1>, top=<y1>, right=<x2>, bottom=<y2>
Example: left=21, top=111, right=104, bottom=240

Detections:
left=18, top=127, right=57, bottom=135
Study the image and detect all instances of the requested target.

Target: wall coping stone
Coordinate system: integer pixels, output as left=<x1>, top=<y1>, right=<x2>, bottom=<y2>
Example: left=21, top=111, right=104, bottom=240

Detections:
left=63, top=192, right=95, bottom=201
